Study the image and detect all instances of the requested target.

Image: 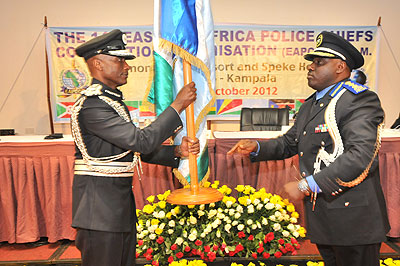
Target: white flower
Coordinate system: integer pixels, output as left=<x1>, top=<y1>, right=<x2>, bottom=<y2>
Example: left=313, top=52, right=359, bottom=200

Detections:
left=293, top=231, right=300, bottom=238
left=216, top=229, right=221, bottom=238
left=146, top=220, right=151, bottom=227
left=263, top=198, right=270, bottom=203
left=198, top=210, right=205, bottom=217
left=287, top=223, right=295, bottom=231
left=246, top=198, right=252, bottom=205
left=171, top=209, right=176, bottom=216
left=208, top=209, right=217, bottom=219
left=212, top=219, right=221, bottom=228
left=275, top=203, right=282, bottom=210
left=273, top=223, right=281, bottom=231
left=179, top=218, right=185, bottom=225
left=225, top=224, right=232, bottom=233
left=149, top=233, right=156, bottom=240
left=253, top=198, right=260, bottom=205
left=274, top=211, right=282, bottom=217
left=284, top=214, right=290, bottom=221
left=188, top=234, right=197, bottom=241
left=236, top=205, right=243, bottom=213
left=226, top=201, right=233, bottom=208
left=247, top=205, right=255, bottom=213
left=168, top=220, right=176, bottom=227
left=200, top=204, right=205, bottom=210
left=262, top=217, right=268, bottom=225
left=183, top=231, right=188, bottom=238
left=159, top=223, right=165, bottom=230
left=210, top=203, right=215, bottom=208
left=265, top=203, right=275, bottom=210
left=234, top=212, right=241, bottom=219
left=232, top=221, right=238, bottom=226
left=282, top=230, right=290, bottom=237
left=228, top=209, right=235, bottom=216
left=158, top=211, right=165, bottom=219
left=176, top=237, right=184, bottom=245
left=237, top=224, right=244, bottom=231
left=246, top=219, right=253, bottom=225
left=290, top=217, right=298, bottom=224
left=217, top=212, right=225, bottom=219
left=168, top=229, right=174, bottom=234
left=200, top=233, right=206, bottom=238
left=204, top=224, right=212, bottom=234
left=251, top=224, right=257, bottom=230
left=269, top=215, right=276, bottom=222
left=190, top=216, right=197, bottom=224
left=224, top=209, right=228, bottom=213
left=226, top=218, right=232, bottom=224
left=218, top=208, right=223, bottom=213
left=256, top=221, right=261, bottom=229
left=256, top=203, right=263, bottom=210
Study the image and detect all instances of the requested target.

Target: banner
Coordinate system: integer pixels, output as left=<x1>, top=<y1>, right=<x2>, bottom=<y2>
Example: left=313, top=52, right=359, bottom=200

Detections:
left=46, top=25, right=378, bottom=122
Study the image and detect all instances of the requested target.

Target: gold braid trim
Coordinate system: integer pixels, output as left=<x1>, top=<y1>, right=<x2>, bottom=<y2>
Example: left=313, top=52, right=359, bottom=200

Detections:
left=71, top=93, right=141, bottom=175
left=335, top=122, right=383, bottom=187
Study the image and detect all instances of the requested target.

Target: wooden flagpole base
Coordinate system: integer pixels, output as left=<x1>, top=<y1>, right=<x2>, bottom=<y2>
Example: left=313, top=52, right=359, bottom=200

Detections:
left=166, top=187, right=223, bottom=205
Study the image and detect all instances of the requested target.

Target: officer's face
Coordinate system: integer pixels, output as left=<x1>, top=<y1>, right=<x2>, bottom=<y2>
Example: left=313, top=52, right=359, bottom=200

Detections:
left=98, top=55, right=131, bottom=89
left=306, top=57, right=343, bottom=91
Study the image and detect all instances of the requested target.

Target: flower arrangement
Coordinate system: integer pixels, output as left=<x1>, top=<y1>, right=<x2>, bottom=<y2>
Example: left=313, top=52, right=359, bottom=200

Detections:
left=136, top=181, right=306, bottom=266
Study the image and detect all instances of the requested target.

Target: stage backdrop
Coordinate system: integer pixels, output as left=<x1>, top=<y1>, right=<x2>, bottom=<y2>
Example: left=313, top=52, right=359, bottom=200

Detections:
left=46, top=25, right=379, bottom=122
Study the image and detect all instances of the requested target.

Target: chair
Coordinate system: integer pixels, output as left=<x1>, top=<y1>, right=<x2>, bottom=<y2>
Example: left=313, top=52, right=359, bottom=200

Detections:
left=240, top=107, right=289, bottom=131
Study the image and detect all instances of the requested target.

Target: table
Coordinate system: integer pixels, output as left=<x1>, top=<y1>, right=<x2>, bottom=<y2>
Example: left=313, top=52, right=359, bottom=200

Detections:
left=208, top=129, right=400, bottom=238
left=0, top=135, right=182, bottom=243
left=0, top=130, right=399, bottom=244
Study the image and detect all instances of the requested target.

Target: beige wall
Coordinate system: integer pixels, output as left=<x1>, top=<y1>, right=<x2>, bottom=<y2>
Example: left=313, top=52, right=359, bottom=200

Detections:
left=1, top=0, right=399, bottom=135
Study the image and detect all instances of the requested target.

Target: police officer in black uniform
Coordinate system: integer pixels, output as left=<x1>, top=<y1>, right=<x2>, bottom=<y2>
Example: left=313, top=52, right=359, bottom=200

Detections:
left=228, top=31, right=390, bottom=266
left=71, top=29, right=199, bottom=266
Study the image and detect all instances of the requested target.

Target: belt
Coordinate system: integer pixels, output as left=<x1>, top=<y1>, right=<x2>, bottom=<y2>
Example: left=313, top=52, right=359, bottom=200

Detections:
left=74, top=159, right=134, bottom=177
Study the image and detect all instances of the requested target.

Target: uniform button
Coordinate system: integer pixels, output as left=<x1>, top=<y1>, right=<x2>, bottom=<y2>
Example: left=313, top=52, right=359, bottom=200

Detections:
left=295, top=138, right=298, bottom=142
left=321, top=141, right=325, bottom=146
left=300, top=152, right=304, bottom=156
left=344, top=202, right=350, bottom=207
left=303, top=131, right=307, bottom=135
left=319, top=103, right=324, bottom=107
left=302, top=172, right=306, bottom=177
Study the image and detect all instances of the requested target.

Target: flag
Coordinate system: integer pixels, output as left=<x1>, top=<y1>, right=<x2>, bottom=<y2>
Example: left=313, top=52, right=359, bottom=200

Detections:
left=145, top=0, right=216, bottom=185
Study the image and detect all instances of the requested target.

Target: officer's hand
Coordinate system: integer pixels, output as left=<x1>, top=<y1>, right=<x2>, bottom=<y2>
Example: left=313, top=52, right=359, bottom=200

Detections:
left=227, top=140, right=258, bottom=155
left=178, top=136, right=200, bottom=157
left=284, top=181, right=308, bottom=201
left=171, top=82, right=197, bottom=113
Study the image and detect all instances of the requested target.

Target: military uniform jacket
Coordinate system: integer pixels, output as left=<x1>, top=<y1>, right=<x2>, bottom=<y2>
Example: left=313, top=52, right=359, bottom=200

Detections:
left=72, top=79, right=182, bottom=233
left=251, top=80, right=390, bottom=245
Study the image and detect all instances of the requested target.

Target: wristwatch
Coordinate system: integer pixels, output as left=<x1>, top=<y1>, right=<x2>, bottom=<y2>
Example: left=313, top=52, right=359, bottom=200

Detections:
left=298, top=179, right=311, bottom=193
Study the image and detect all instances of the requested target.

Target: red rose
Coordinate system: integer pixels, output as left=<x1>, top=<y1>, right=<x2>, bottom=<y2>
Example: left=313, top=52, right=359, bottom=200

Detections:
left=264, top=232, right=274, bottom=243
left=138, top=240, right=144, bottom=246
left=195, top=240, right=203, bottom=246
left=228, top=251, right=235, bottom=256
left=235, top=244, right=244, bottom=252
left=184, top=246, right=191, bottom=252
left=279, top=246, right=287, bottom=254
left=257, top=246, right=264, bottom=253
left=208, top=251, right=217, bottom=262
left=176, top=252, right=184, bottom=259
left=213, top=245, right=219, bottom=251
left=278, top=238, right=285, bottom=245
left=262, top=252, right=270, bottom=259
left=292, top=250, right=298, bottom=256
left=168, top=256, right=174, bottom=263
left=274, top=251, right=282, bottom=258
left=238, top=231, right=246, bottom=238
left=136, top=252, right=140, bottom=258
left=221, top=243, right=227, bottom=250
left=252, top=252, right=258, bottom=259
left=248, top=235, right=254, bottom=241
left=295, top=243, right=301, bottom=250
left=152, top=260, right=159, bottom=266
left=204, top=245, right=211, bottom=252
left=258, top=241, right=263, bottom=248
left=156, top=236, right=164, bottom=244
left=285, top=243, right=294, bottom=252
left=146, top=248, right=153, bottom=254
left=145, top=254, right=153, bottom=261
left=291, top=238, right=298, bottom=245
left=171, top=244, right=178, bottom=251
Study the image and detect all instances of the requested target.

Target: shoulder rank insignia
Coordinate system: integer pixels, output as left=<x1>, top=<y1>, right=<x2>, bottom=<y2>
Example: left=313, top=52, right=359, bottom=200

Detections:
left=342, top=80, right=369, bottom=94
left=81, top=84, right=103, bottom=96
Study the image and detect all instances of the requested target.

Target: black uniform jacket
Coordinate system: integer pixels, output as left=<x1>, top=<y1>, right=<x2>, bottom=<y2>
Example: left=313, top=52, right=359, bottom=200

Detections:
left=251, top=81, right=390, bottom=245
left=72, top=79, right=182, bottom=233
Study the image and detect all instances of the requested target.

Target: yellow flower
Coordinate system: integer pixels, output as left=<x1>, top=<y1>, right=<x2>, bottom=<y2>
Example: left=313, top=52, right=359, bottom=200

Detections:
left=238, top=196, right=248, bottom=206
left=143, top=204, right=154, bottom=214
left=236, top=185, right=245, bottom=192
left=166, top=212, right=172, bottom=219
left=158, top=200, right=166, bottom=209
left=174, top=206, right=180, bottom=214
left=291, top=211, right=300, bottom=218
left=138, top=219, right=144, bottom=226
left=146, top=195, right=155, bottom=203
left=188, top=204, right=195, bottom=209
left=243, top=185, right=253, bottom=194
left=157, top=193, right=165, bottom=201
left=203, top=181, right=211, bottom=188
left=155, top=228, right=163, bottom=235
left=151, top=219, right=160, bottom=225
left=211, top=180, right=220, bottom=188
left=287, top=203, right=296, bottom=213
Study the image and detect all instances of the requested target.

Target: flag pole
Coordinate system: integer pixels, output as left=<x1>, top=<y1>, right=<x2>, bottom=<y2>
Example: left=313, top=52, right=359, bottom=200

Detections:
left=166, top=60, right=223, bottom=205
left=182, top=60, right=199, bottom=194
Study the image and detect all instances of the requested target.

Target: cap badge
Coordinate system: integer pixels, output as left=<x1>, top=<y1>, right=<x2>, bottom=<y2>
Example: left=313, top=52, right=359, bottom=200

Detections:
left=122, top=34, right=128, bottom=45
left=316, top=34, right=323, bottom=47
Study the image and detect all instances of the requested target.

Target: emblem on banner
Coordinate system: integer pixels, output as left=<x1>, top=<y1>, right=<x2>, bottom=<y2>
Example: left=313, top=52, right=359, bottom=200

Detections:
left=59, top=68, right=90, bottom=95
left=315, top=124, right=329, bottom=133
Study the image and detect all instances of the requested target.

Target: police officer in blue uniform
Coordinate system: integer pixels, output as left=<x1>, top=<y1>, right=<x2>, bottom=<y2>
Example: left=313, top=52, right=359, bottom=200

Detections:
left=228, top=31, right=390, bottom=266
left=71, top=29, right=199, bottom=266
